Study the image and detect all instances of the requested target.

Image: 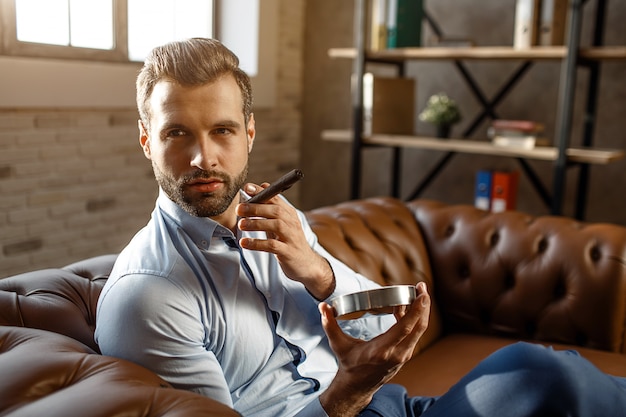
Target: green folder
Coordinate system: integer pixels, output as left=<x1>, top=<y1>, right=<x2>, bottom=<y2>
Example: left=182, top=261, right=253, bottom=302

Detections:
left=387, top=0, right=423, bottom=48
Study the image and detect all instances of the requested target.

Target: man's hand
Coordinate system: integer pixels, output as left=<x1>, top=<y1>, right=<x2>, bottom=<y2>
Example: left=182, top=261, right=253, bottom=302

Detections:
left=236, top=183, right=335, bottom=300
left=318, top=282, right=431, bottom=417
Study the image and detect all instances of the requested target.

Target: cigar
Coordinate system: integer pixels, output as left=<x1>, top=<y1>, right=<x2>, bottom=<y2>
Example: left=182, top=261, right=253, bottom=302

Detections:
left=246, top=169, right=304, bottom=204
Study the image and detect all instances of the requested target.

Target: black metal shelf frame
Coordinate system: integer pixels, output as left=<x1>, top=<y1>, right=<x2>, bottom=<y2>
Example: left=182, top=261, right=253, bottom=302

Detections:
left=348, top=0, right=609, bottom=220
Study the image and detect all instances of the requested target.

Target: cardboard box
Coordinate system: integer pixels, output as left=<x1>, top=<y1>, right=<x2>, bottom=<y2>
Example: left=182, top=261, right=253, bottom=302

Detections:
left=363, top=73, right=415, bottom=135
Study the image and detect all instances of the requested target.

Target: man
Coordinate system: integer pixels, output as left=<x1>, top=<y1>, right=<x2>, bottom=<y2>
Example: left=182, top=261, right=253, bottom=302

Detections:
left=96, top=38, right=626, bottom=417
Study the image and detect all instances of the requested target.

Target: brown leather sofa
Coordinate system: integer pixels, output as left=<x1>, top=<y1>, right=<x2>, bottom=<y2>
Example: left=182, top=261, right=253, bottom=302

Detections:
left=2, top=197, right=626, bottom=416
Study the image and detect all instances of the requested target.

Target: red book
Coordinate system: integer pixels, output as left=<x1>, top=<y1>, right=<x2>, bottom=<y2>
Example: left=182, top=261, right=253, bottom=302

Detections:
left=491, top=119, right=544, bottom=133
left=491, top=171, right=520, bottom=213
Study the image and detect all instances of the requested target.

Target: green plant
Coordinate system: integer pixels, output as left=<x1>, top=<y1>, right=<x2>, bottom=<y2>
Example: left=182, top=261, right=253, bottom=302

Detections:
left=419, top=93, right=462, bottom=126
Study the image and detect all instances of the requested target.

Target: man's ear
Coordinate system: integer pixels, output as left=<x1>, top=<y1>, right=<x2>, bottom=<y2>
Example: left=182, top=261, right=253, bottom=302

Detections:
left=138, top=120, right=152, bottom=160
left=247, top=113, right=256, bottom=153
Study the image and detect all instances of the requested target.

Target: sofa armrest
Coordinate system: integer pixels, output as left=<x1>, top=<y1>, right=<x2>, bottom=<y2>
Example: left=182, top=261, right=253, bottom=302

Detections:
left=0, top=326, right=239, bottom=417
left=408, top=200, right=626, bottom=353
left=0, top=254, right=116, bottom=352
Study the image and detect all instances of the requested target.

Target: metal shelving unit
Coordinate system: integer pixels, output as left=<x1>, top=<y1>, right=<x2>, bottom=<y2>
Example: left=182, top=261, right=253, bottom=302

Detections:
left=326, top=0, right=625, bottom=219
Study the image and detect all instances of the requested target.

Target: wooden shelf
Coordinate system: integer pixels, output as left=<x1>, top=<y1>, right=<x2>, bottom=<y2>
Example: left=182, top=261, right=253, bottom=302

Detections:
left=580, top=46, right=626, bottom=60
left=328, top=46, right=626, bottom=62
left=322, top=129, right=625, bottom=165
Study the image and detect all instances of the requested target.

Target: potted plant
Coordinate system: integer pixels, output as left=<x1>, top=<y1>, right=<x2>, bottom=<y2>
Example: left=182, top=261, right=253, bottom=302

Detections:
left=419, top=93, right=462, bottom=138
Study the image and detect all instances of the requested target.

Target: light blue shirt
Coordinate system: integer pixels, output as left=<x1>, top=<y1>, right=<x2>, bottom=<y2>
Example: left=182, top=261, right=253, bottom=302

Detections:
left=95, top=190, right=394, bottom=417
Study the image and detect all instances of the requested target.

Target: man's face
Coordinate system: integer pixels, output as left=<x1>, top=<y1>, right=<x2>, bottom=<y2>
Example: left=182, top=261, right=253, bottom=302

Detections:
left=140, top=75, right=255, bottom=218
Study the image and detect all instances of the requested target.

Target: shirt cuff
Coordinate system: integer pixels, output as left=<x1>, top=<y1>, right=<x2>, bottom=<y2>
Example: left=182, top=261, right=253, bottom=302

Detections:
left=293, top=398, right=329, bottom=417
left=322, top=255, right=381, bottom=303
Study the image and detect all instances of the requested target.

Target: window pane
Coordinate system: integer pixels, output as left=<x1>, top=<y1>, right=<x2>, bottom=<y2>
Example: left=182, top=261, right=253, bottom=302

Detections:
left=219, top=0, right=258, bottom=75
left=128, top=0, right=213, bottom=62
left=173, top=0, right=213, bottom=39
left=69, top=0, right=113, bottom=49
left=16, top=0, right=70, bottom=46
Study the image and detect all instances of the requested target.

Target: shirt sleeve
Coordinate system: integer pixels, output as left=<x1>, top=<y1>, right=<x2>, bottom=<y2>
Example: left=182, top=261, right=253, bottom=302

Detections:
left=95, top=272, right=234, bottom=408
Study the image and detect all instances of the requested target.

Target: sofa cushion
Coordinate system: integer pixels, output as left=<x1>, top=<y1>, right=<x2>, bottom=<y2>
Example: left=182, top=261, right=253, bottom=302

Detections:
left=0, top=326, right=240, bottom=417
left=390, top=333, right=626, bottom=398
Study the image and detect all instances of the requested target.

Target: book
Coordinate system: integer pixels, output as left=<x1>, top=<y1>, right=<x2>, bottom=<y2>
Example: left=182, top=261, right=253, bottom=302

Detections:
left=539, top=0, right=568, bottom=46
left=490, top=119, right=545, bottom=133
left=488, top=120, right=546, bottom=149
left=474, top=170, right=493, bottom=211
left=491, top=171, right=520, bottom=212
left=386, top=0, right=423, bottom=48
left=491, top=135, right=538, bottom=149
left=514, top=0, right=541, bottom=49
left=362, top=73, right=415, bottom=135
left=386, top=0, right=398, bottom=48
left=369, top=0, right=388, bottom=51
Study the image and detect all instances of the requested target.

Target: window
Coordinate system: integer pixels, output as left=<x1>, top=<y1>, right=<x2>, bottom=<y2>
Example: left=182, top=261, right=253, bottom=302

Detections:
left=127, top=0, right=214, bottom=62
left=3, top=0, right=214, bottom=62
left=0, top=0, right=276, bottom=108
left=16, top=0, right=114, bottom=49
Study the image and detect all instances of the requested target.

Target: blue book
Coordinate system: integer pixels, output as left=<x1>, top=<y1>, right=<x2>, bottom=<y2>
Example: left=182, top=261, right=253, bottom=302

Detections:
left=474, top=170, right=492, bottom=211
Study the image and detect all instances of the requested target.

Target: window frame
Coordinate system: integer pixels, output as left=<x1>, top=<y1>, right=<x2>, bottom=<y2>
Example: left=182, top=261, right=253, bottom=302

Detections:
left=0, top=0, right=130, bottom=62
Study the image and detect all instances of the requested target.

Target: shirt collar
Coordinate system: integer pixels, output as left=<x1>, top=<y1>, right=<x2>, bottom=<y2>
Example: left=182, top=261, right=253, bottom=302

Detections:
left=156, top=188, right=248, bottom=248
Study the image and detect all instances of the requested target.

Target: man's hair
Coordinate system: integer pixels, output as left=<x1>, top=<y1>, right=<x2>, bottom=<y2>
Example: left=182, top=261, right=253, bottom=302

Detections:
left=136, top=38, right=253, bottom=128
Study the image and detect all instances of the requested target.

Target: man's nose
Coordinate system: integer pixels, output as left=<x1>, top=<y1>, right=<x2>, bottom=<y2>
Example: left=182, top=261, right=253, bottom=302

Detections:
left=190, top=139, right=217, bottom=170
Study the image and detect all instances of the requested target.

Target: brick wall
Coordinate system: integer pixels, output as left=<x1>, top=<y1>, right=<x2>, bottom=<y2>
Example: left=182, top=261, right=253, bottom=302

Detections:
left=0, top=109, right=156, bottom=276
left=0, top=0, right=305, bottom=277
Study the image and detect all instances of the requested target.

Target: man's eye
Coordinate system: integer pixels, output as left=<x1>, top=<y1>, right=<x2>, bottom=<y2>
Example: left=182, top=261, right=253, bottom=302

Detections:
left=166, top=129, right=187, bottom=138
left=214, top=127, right=231, bottom=135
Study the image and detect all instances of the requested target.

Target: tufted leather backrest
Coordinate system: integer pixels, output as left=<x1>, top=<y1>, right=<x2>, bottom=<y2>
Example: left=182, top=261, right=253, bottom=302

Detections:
left=407, top=200, right=626, bottom=353
left=305, top=197, right=443, bottom=352
left=3, top=197, right=626, bottom=358
left=0, top=254, right=116, bottom=352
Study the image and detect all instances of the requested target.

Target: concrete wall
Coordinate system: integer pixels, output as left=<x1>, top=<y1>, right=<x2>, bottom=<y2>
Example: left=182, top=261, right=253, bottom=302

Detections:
left=301, top=0, right=626, bottom=225
left=0, top=0, right=305, bottom=276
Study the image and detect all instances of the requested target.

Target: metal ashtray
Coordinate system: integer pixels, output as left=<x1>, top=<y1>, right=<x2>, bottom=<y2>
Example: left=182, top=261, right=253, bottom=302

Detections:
left=330, top=285, right=417, bottom=320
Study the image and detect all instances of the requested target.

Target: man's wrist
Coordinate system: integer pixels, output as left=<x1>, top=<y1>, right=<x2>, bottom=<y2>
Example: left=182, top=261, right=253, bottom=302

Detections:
left=308, top=257, right=336, bottom=301
left=319, top=383, right=374, bottom=417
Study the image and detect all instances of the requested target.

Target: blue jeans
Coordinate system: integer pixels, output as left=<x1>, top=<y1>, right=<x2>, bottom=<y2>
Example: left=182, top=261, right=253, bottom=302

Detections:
left=359, top=342, right=626, bottom=417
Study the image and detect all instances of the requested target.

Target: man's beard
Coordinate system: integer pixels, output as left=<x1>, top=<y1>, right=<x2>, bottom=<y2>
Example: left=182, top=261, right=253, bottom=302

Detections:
left=152, top=162, right=248, bottom=218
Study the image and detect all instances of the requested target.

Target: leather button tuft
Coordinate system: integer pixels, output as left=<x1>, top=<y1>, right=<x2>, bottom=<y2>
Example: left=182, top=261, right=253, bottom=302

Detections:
left=537, top=237, right=548, bottom=253
left=489, top=232, right=500, bottom=247
left=590, top=245, right=601, bottom=262
left=553, top=279, right=566, bottom=299
left=504, top=273, right=515, bottom=289
left=458, top=265, right=470, bottom=279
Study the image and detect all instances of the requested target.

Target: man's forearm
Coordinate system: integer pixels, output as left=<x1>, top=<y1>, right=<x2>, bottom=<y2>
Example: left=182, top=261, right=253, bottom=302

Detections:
left=304, top=255, right=336, bottom=301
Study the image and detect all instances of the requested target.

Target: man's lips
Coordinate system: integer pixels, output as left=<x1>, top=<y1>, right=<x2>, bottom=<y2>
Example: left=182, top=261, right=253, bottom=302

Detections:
left=186, top=179, right=223, bottom=193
